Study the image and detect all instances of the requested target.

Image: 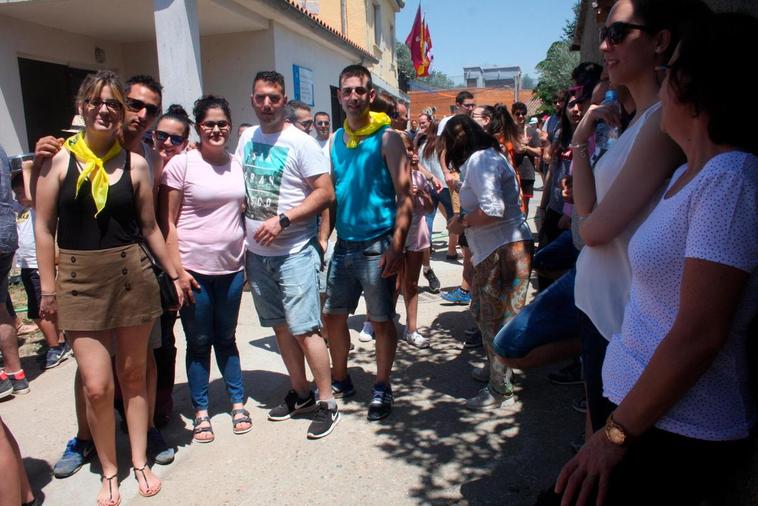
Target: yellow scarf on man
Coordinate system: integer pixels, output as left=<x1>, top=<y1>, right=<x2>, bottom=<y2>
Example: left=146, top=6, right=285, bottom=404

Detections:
left=343, top=112, right=391, bottom=148
left=63, top=132, right=122, bottom=217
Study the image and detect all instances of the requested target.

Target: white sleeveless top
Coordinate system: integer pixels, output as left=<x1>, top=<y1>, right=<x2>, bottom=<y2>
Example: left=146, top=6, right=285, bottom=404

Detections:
left=574, top=102, right=663, bottom=340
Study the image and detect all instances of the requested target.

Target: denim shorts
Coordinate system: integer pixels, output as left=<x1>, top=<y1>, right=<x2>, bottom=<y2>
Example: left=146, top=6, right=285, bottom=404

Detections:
left=323, top=234, right=396, bottom=322
left=318, top=240, right=335, bottom=294
left=493, top=268, right=578, bottom=358
left=246, top=242, right=321, bottom=336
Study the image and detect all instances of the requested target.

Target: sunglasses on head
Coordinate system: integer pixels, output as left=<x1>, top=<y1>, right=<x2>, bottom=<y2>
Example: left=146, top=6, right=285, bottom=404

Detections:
left=154, top=130, right=186, bottom=146
left=599, top=21, right=652, bottom=45
left=126, top=97, right=160, bottom=117
left=200, top=120, right=230, bottom=130
left=340, top=86, right=368, bottom=97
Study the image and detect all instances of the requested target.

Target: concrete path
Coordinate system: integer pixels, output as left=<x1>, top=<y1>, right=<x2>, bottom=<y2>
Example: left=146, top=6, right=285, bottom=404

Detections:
left=1, top=188, right=586, bottom=505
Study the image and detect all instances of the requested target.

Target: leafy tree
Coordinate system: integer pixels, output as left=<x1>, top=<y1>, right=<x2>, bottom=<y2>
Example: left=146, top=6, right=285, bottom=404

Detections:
left=562, top=1, right=581, bottom=42
left=416, top=70, right=455, bottom=89
left=521, top=74, right=535, bottom=89
left=534, top=41, right=579, bottom=114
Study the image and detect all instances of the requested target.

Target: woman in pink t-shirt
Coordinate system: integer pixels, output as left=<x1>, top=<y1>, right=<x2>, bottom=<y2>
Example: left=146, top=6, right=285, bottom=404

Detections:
left=399, top=133, right=433, bottom=349
left=159, top=95, right=248, bottom=443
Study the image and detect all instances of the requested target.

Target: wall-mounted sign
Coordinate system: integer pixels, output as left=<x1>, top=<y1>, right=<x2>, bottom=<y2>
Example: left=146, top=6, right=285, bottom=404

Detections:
left=293, top=64, right=314, bottom=107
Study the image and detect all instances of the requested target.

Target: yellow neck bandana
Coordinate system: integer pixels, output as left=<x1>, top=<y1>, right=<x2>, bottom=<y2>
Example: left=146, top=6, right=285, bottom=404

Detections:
left=63, top=133, right=122, bottom=217
left=343, top=112, right=391, bottom=148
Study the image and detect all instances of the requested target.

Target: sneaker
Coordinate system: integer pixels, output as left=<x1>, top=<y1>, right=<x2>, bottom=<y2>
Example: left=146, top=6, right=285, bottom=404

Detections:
left=471, top=365, right=489, bottom=383
left=45, top=344, right=71, bottom=369
left=307, top=401, right=341, bottom=439
left=571, top=397, right=587, bottom=414
left=331, top=376, right=356, bottom=399
left=548, top=359, right=583, bottom=385
left=464, top=386, right=515, bottom=411
left=367, top=384, right=393, bottom=421
left=0, top=372, right=12, bottom=400
left=463, top=328, right=483, bottom=348
left=147, top=427, right=175, bottom=465
left=441, top=287, right=471, bottom=305
left=53, top=437, right=96, bottom=478
left=8, top=371, right=30, bottom=395
left=423, top=268, right=441, bottom=293
left=268, top=390, right=317, bottom=421
left=404, top=330, right=430, bottom=349
left=358, top=322, right=375, bottom=342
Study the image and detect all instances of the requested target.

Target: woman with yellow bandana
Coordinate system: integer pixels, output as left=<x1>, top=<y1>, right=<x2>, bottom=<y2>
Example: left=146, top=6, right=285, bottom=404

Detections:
left=35, top=70, right=182, bottom=506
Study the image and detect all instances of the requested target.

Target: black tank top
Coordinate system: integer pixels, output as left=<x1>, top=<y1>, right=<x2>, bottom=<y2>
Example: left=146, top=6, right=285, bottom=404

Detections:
left=57, top=151, right=141, bottom=250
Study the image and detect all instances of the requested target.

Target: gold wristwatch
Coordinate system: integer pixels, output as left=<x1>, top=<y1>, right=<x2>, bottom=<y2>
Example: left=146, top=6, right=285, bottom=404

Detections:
left=604, top=413, right=633, bottom=447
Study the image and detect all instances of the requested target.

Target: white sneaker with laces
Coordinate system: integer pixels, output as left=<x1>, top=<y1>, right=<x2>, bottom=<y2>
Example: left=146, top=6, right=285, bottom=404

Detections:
left=404, top=330, right=430, bottom=349
left=358, top=322, right=375, bottom=342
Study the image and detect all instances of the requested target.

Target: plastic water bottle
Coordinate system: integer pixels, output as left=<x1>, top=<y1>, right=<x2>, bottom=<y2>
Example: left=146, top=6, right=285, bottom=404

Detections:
left=594, top=89, right=620, bottom=152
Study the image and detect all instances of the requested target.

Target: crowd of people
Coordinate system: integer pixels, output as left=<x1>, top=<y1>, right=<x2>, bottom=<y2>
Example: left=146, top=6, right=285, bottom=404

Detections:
left=0, top=0, right=756, bottom=504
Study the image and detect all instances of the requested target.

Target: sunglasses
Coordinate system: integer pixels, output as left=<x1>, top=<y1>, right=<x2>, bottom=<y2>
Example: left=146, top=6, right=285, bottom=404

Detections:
left=86, top=98, right=122, bottom=112
left=125, top=97, right=160, bottom=117
left=200, top=120, right=230, bottom=131
left=599, top=21, right=652, bottom=45
left=253, top=93, right=283, bottom=105
left=296, top=120, right=314, bottom=129
left=154, top=130, right=186, bottom=146
left=316, top=120, right=330, bottom=126
left=340, top=86, right=368, bottom=97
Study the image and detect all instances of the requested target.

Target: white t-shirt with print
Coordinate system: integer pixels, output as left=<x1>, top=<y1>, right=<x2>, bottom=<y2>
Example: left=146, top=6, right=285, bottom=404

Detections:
left=603, top=151, right=758, bottom=441
left=16, top=208, right=36, bottom=269
left=235, top=125, right=329, bottom=256
left=459, top=148, right=532, bottom=266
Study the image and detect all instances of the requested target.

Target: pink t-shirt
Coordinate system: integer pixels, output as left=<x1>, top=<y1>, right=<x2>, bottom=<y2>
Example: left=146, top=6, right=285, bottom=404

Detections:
left=404, top=170, right=431, bottom=252
left=161, top=149, right=246, bottom=275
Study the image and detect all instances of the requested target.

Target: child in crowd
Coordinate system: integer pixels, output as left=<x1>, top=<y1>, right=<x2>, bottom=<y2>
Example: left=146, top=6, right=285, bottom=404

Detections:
left=11, top=170, right=70, bottom=369
left=400, top=133, right=433, bottom=349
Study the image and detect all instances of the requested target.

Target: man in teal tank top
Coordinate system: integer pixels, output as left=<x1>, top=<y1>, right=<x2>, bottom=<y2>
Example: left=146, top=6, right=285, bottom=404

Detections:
left=323, top=65, right=413, bottom=421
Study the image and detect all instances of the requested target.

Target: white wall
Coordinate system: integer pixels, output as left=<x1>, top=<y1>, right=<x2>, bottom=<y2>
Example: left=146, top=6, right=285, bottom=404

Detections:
left=272, top=22, right=354, bottom=120
left=0, top=15, right=125, bottom=153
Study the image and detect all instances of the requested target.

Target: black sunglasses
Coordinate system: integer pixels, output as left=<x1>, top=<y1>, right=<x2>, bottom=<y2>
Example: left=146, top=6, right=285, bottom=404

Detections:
left=200, top=120, right=230, bottom=130
left=154, top=130, right=186, bottom=146
left=340, top=86, right=368, bottom=97
left=126, top=97, right=161, bottom=117
left=86, top=98, right=122, bottom=111
left=600, top=22, right=652, bottom=45
left=316, top=120, right=330, bottom=126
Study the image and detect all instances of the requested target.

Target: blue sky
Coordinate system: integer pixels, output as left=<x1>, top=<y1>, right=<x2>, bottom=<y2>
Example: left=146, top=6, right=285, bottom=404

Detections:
left=396, top=0, right=576, bottom=84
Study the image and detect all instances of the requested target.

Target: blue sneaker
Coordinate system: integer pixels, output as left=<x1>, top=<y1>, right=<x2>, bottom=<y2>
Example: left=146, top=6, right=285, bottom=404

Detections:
left=367, top=383, right=393, bottom=421
left=148, top=427, right=175, bottom=465
left=441, top=287, right=472, bottom=304
left=331, top=375, right=356, bottom=399
left=53, top=437, right=96, bottom=478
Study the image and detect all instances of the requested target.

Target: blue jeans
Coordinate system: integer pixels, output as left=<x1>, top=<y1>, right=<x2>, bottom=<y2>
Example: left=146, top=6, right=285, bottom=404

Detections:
left=533, top=230, right=579, bottom=272
left=579, top=309, right=611, bottom=432
left=425, top=188, right=454, bottom=237
left=179, top=270, right=245, bottom=411
left=493, top=269, right=578, bottom=358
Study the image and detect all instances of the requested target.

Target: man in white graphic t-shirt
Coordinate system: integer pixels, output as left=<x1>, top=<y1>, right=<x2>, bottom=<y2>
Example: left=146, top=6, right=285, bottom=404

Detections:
left=235, top=71, right=338, bottom=439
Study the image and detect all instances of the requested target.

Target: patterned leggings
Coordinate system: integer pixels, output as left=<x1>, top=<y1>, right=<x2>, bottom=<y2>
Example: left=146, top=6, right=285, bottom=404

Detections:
left=470, top=240, right=533, bottom=395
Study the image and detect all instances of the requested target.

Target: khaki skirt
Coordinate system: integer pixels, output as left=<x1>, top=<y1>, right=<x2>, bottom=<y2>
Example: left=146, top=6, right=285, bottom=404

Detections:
left=57, top=244, right=162, bottom=331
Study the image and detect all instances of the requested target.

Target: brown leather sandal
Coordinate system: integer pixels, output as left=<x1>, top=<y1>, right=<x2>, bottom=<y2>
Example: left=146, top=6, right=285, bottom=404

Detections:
left=192, top=415, right=215, bottom=443
left=133, top=464, right=161, bottom=497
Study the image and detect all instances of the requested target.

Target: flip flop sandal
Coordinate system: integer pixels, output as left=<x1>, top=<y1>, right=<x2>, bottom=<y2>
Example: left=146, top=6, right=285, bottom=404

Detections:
left=133, top=464, right=161, bottom=498
left=231, top=408, right=253, bottom=435
left=192, top=415, right=215, bottom=443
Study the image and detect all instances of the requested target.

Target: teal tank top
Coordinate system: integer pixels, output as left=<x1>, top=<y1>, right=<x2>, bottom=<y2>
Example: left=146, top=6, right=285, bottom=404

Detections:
left=331, top=125, right=396, bottom=241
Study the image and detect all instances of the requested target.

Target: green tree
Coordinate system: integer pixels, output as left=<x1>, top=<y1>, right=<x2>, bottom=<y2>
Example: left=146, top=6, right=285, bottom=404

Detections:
left=534, top=40, right=579, bottom=114
left=416, top=70, right=455, bottom=89
left=562, top=1, right=581, bottom=42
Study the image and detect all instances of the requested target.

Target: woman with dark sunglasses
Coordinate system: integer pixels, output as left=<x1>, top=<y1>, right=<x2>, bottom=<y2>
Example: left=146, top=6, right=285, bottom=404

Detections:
left=554, top=10, right=758, bottom=506
left=152, top=104, right=191, bottom=167
left=158, top=95, right=249, bottom=443
left=569, top=0, right=711, bottom=445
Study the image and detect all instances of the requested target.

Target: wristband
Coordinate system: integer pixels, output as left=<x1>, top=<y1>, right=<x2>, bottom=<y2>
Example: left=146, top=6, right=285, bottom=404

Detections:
left=41, top=292, right=56, bottom=297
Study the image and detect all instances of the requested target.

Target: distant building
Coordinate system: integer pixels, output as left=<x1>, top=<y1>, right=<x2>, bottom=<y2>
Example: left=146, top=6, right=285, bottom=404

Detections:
left=463, top=66, right=521, bottom=89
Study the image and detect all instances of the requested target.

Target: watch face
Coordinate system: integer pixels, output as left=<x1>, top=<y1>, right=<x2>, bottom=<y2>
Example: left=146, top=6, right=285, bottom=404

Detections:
left=607, top=425, right=626, bottom=445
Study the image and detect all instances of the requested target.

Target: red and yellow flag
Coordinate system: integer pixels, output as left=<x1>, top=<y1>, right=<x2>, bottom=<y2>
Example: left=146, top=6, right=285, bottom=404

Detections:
left=405, top=4, right=433, bottom=77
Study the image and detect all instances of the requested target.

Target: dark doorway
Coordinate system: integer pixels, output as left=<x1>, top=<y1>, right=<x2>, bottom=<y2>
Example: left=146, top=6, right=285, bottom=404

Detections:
left=17, top=58, right=94, bottom=151
left=330, top=85, right=345, bottom=133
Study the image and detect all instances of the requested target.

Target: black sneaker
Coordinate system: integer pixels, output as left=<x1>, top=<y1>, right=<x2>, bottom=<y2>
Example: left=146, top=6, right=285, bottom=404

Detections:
left=548, top=359, right=583, bottom=385
left=463, top=328, right=483, bottom=348
left=268, top=389, right=317, bottom=421
left=423, top=268, right=441, bottom=293
left=0, top=372, right=13, bottom=400
left=331, top=375, right=356, bottom=399
left=307, top=401, right=341, bottom=439
left=8, top=371, right=30, bottom=395
left=367, top=384, right=393, bottom=421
